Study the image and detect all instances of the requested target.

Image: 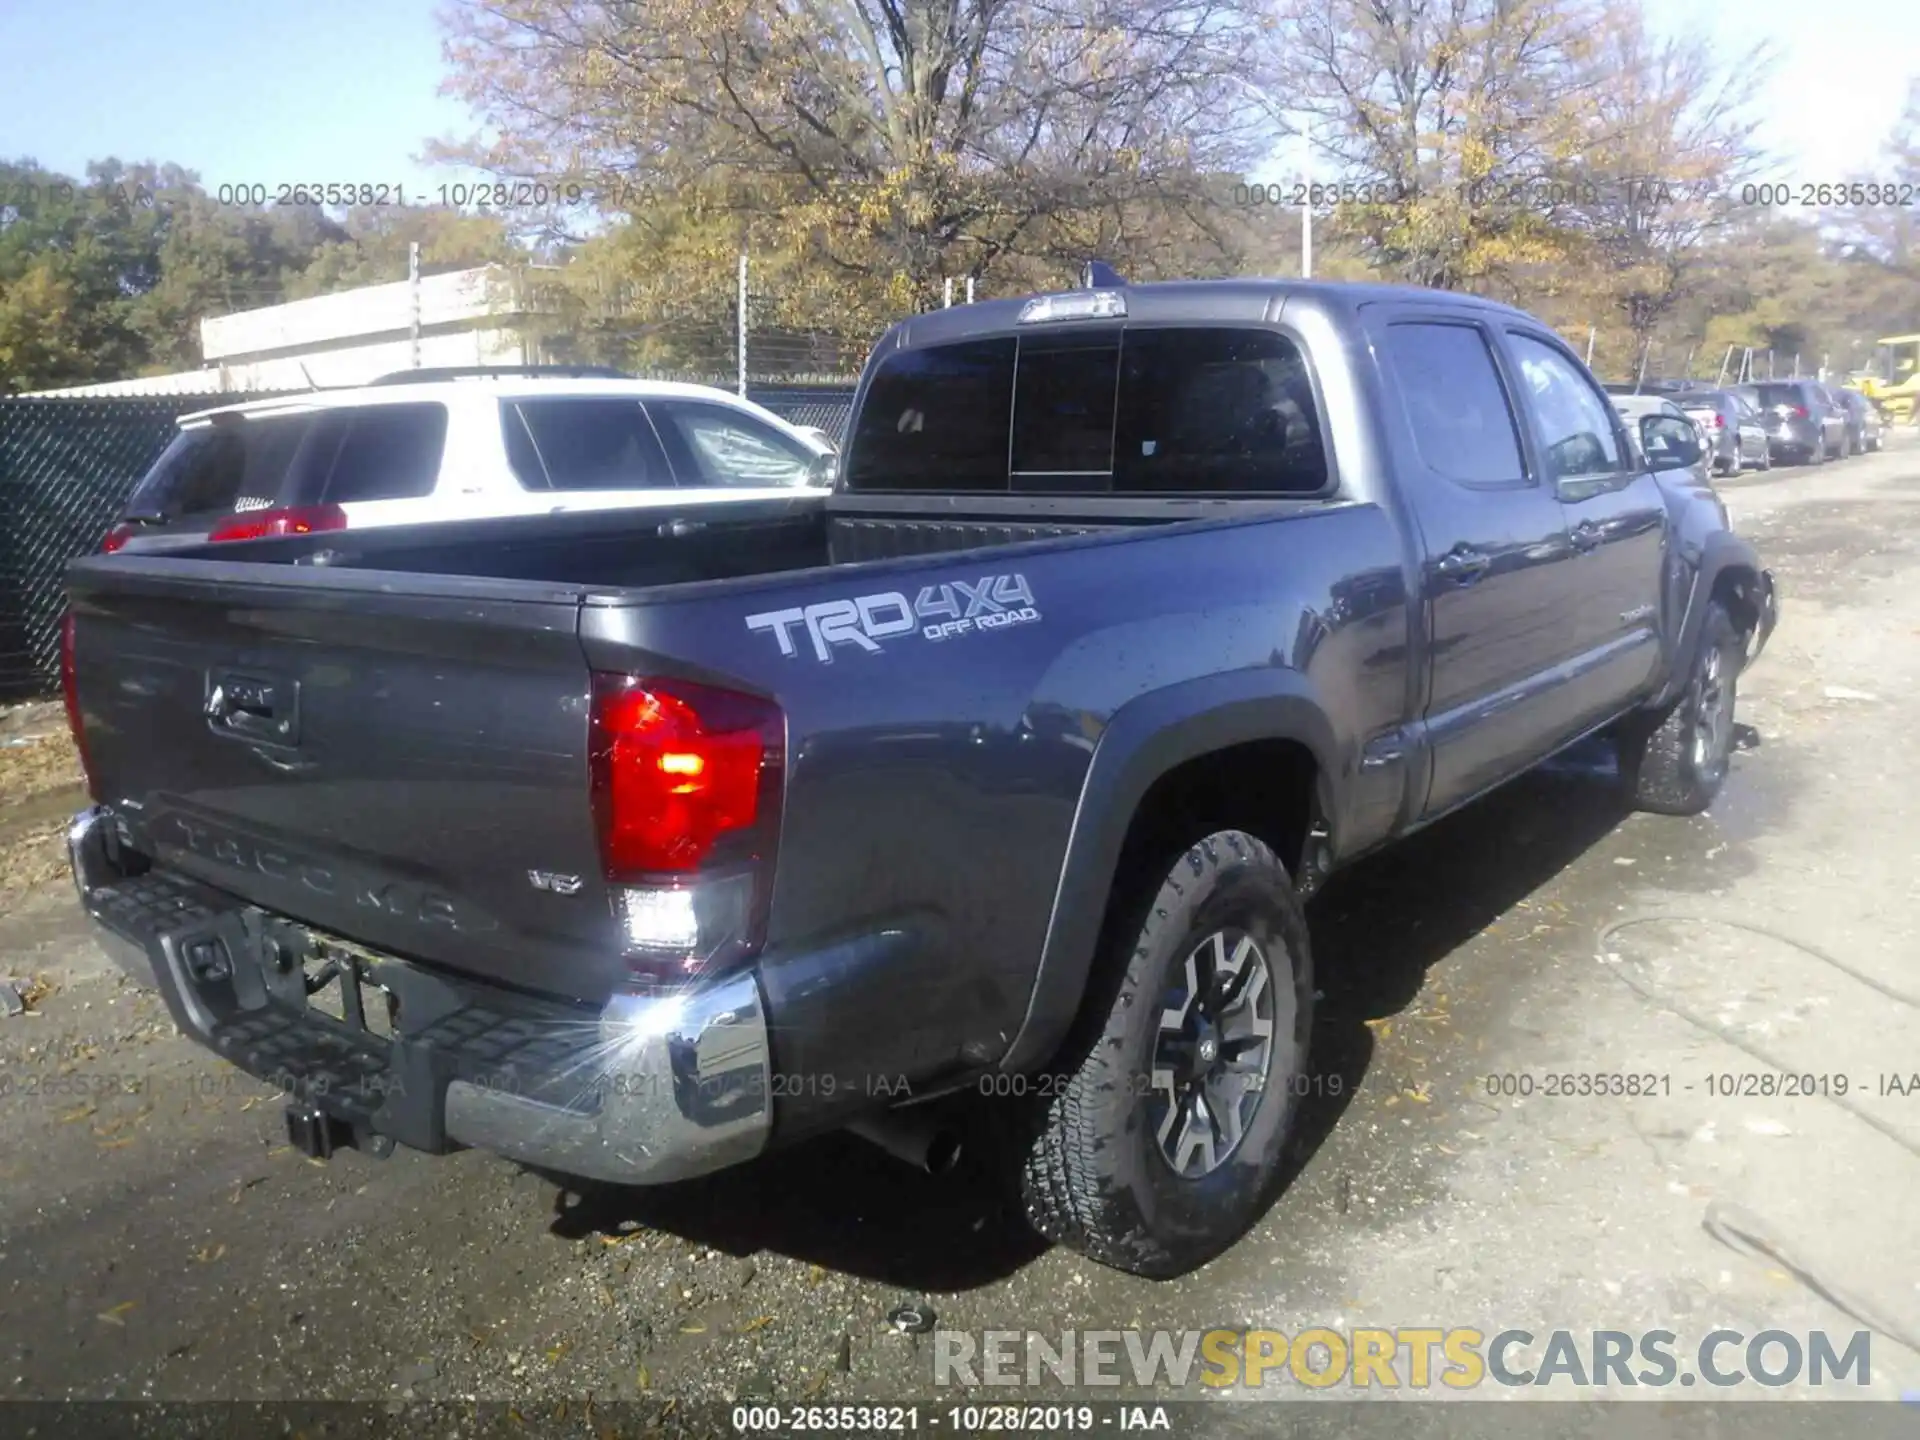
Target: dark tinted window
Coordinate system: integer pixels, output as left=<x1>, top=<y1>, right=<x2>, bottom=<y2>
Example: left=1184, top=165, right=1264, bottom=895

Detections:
left=1753, top=383, right=1812, bottom=409
left=1011, top=336, right=1119, bottom=478
left=508, top=399, right=671, bottom=491
left=1507, top=333, right=1624, bottom=479
left=845, top=339, right=1015, bottom=491
left=1381, top=323, right=1524, bottom=485
left=309, top=404, right=447, bottom=503
left=125, top=413, right=318, bottom=519
left=648, top=400, right=816, bottom=487
left=1113, top=328, right=1327, bottom=494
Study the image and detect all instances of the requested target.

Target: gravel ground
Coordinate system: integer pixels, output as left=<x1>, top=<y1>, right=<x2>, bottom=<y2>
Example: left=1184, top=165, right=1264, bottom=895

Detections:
left=2, top=440, right=1917, bottom=1426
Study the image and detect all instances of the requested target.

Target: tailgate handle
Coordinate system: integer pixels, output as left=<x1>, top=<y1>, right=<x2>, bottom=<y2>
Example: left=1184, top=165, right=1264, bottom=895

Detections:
left=206, top=673, right=299, bottom=744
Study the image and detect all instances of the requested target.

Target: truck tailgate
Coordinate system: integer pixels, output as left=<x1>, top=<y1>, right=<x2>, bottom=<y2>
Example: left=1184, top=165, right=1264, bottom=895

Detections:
left=66, top=560, right=632, bottom=1004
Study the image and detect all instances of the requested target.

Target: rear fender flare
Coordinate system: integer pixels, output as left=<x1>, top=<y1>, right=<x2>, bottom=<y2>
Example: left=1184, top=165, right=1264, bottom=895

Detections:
left=996, top=668, right=1341, bottom=1074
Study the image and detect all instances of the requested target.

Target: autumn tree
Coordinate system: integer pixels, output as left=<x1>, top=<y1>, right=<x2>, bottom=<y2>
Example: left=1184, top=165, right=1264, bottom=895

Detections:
left=1552, top=8, right=1766, bottom=360
left=1260, top=0, right=1612, bottom=292
left=435, top=0, right=1272, bottom=328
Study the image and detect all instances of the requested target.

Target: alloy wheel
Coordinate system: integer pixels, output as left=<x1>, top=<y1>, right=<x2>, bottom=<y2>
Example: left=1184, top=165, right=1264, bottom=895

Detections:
left=1148, top=929, right=1288, bottom=1179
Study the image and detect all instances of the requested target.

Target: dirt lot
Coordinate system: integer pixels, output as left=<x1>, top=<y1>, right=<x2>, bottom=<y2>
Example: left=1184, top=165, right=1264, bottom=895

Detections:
left=3, top=440, right=1918, bottom=1419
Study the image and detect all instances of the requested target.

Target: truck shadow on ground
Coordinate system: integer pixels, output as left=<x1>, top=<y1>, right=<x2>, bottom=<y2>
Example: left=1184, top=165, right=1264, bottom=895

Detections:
left=543, top=743, right=1635, bottom=1292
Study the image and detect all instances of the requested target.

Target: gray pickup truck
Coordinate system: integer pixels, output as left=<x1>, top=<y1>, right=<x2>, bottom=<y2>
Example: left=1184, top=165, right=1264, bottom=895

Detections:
left=61, top=279, right=1776, bottom=1278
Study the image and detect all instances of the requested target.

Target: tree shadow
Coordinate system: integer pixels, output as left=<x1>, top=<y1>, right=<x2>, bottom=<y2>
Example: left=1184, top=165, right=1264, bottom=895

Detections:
left=536, top=741, right=1634, bottom=1292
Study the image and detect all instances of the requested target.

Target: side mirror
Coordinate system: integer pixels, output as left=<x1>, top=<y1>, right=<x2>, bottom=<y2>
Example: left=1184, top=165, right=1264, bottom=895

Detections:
left=806, top=451, right=839, bottom=488
left=1640, top=414, right=1703, bottom=472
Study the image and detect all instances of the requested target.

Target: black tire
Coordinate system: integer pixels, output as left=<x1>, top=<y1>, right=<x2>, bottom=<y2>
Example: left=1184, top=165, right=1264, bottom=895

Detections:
left=1616, top=600, right=1742, bottom=816
left=1018, top=830, right=1314, bottom=1279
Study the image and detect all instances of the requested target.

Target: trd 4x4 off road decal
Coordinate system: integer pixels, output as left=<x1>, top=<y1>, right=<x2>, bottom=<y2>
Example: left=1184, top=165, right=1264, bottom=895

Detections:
left=746, top=574, right=1040, bottom=662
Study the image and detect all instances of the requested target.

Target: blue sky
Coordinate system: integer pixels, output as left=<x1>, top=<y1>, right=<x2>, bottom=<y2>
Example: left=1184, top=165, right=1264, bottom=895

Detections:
left=0, top=0, right=1910, bottom=196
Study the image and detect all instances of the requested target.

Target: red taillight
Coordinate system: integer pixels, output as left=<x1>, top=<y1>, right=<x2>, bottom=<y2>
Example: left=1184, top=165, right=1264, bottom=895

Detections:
left=1792, top=405, right=1808, bottom=419
left=1712, top=414, right=1725, bottom=429
left=101, top=523, right=138, bottom=554
left=589, top=675, right=783, bottom=877
left=207, top=504, right=349, bottom=543
left=60, top=612, right=99, bottom=801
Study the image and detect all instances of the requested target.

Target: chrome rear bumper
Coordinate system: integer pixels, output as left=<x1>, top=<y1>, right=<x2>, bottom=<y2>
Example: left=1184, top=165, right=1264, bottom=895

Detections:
left=66, top=806, right=772, bottom=1185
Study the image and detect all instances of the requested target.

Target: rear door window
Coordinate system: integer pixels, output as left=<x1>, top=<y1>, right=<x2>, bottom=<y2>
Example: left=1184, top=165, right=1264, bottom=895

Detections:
left=301, top=403, right=448, bottom=503
left=646, top=400, right=817, bottom=487
left=506, top=399, right=672, bottom=491
left=1378, top=323, right=1524, bottom=487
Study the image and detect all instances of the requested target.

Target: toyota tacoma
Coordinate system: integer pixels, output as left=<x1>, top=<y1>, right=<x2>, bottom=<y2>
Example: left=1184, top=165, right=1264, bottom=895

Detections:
left=61, top=279, right=1776, bottom=1277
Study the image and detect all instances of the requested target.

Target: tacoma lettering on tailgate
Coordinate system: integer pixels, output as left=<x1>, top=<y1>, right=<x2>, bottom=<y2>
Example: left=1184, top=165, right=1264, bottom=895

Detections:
left=745, top=574, right=1040, bottom=662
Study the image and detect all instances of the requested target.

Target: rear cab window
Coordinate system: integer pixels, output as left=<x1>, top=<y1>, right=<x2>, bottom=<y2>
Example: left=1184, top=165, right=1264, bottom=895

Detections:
left=845, top=326, right=1329, bottom=496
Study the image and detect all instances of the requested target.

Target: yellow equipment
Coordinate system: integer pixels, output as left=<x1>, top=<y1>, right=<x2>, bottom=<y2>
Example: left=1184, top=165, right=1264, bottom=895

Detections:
left=1846, top=334, right=1920, bottom=424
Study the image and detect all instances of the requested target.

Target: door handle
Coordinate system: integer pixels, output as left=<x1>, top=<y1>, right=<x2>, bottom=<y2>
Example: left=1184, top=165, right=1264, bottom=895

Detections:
left=1434, top=547, right=1491, bottom=583
left=1571, top=520, right=1601, bottom=552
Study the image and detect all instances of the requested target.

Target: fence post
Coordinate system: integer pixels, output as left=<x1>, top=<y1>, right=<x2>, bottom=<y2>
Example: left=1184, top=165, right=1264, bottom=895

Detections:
left=1683, top=344, right=1697, bottom=379
left=1635, top=339, right=1651, bottom=390
left=944, top=278, right=953, bottom=308
left=1586, top=328, right=1596, bottom=366
left=966, top=277, right=975, bottom=304
left=1717, top=345, right=1734, bottom=386
left=737, top=253, right=748, bottom=398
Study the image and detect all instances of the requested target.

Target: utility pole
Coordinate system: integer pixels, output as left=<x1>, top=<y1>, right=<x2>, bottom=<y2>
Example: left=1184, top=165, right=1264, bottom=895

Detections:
left=736, top=252, right=748, bottom=398
left=1635, top=339, right=1651, bottom=391
left=408, top=242, right=421, bottom=369
left=1300, top=120, right=1313, bottom=280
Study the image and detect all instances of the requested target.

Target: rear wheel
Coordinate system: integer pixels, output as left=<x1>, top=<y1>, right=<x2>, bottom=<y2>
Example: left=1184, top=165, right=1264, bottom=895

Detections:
left=1617, top=600, right=1742, bottom=816
left=1018, top=830, right=1314, bottom=1279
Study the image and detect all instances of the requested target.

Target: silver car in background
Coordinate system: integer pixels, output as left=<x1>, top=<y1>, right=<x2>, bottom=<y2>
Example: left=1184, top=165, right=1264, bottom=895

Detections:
left=1677, top=388, right=1771, bottom=475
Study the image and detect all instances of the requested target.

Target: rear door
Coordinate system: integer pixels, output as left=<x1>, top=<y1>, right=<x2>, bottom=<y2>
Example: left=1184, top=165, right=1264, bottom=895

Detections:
left=1367, top=310, right=1580, bottom=817
left=1501, top=328, right=1667, bottom=730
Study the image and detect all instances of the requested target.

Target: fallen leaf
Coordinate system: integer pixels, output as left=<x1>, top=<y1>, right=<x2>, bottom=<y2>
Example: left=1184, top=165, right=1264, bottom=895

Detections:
left=97, top=1136, right=135, bottom=1150
left=96, top=1302, right=137, bottom=1326
left=636, top=1365, right=650, bottom=1391
left=678, top=1321, right=707, bottom=1334
left=599, top=1284, right=616, bottom=1308
left=195, top=1243, right=226, bottom=1264
left=546, top=1341, right=570, bottom=1364
left=58, top=1103, right=97, bottom=1124
left=803, top=1371, right=830, bottom=1398
left=808, top=1264, right=827, bottom=1286
left=740, top=1315, right=774, bottom=1333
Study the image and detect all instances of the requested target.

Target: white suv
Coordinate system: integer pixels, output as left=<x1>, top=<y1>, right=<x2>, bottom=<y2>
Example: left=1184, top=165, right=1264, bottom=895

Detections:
left=103, top=368, right=837, bottom=553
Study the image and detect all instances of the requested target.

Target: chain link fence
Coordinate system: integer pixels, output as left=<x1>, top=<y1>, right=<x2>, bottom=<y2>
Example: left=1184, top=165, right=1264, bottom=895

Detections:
left=0, top=384, right=856, bottom=703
